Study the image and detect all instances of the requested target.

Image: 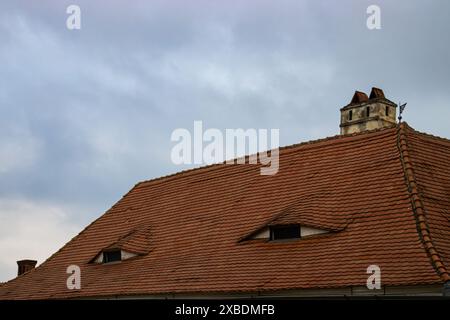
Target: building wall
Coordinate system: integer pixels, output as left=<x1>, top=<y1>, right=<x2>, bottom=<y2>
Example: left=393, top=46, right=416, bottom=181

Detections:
left=91, top=284, right=445, bottom=299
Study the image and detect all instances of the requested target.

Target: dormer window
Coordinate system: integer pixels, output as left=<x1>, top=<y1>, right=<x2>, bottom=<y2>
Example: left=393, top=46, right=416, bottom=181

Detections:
left=243, top=196, right=346, bottom=243
left=90, top=227, right=152, bottom=264
left=93, top=249, right=138, bottom=264
left=103, top=250, right=121, bottom=263
left=247, top=224, right=330, bottom=241
left=348, top=110, right=353, bottom=121
left=270, top=225, right=300, bottom=241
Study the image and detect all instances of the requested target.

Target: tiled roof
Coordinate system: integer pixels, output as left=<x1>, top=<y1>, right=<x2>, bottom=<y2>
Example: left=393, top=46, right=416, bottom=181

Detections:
left=1, top=123, right=449, bottom=299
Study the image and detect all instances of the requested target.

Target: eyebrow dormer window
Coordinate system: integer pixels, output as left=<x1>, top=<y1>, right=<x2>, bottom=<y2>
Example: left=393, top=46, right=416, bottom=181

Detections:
left=102, top=250, right=121, bottom=263
left=247, top=224, right=329, bottom=241
left=90, top=227, right=152, bottom=264
left=92, top=249, right=139, bottom=264
left=270, top=225, right=300, bottom=241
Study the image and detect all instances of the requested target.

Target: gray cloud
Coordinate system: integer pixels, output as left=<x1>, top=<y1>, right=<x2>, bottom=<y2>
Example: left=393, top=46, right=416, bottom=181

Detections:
left=0, top=0, right=449, bottom=281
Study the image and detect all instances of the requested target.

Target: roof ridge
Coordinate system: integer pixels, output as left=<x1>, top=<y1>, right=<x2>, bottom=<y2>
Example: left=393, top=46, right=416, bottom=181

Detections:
left=405, top=125, right=450, bottom=145
left=136, top=124, right=397, bottom=188
left=397, top=122, right=450, bottom=282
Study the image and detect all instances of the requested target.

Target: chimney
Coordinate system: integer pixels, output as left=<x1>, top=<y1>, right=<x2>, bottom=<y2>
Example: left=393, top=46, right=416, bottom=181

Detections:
left=17, top=259, right=37, bottom=276
left=340, top=87, right=397, bottom=135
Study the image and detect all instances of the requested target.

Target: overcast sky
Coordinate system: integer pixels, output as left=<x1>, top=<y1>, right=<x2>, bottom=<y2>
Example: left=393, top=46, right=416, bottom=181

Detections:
left=1, top=0, right=449, bottom=282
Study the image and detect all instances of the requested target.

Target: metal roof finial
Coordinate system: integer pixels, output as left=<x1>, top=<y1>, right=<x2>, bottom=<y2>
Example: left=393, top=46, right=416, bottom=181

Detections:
left=398, top=102, right=407, bottom=122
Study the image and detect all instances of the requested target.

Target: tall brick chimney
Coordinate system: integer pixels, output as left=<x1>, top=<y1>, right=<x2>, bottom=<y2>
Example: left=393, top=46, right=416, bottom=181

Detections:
left=340, top=87, right=397, bottom=135
left=17, top=259, right=37, bottom=276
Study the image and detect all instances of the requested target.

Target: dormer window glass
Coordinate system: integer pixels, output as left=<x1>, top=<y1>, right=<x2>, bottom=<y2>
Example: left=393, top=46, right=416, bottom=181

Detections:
left=102, top=250, right=121, bottom=263
left=270, top=225, right=300, bottom=241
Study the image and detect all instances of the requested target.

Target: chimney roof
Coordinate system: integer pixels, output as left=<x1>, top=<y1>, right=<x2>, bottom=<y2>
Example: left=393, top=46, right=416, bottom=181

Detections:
left=369, top=87, right=385, bottom=99
left=350, top=91, right=369, bottom=104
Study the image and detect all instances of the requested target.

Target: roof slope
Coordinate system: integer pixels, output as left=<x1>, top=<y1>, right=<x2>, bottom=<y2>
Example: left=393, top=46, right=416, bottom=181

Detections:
left=1, top=123, right=449, bottom=299
left=399, top=124, right=450, bottom=281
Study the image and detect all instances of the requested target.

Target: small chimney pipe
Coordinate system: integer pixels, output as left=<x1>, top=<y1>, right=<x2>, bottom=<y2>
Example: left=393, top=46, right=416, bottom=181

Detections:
left=17, top=259, right=37, bottom=276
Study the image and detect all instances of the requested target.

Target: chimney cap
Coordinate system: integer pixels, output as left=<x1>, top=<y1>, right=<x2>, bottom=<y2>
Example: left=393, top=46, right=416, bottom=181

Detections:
left=350, top=91, right=369, bottom=104
left=369, top=87, right=385, bottom=99
left=17, top=259, right=38, bottom=265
